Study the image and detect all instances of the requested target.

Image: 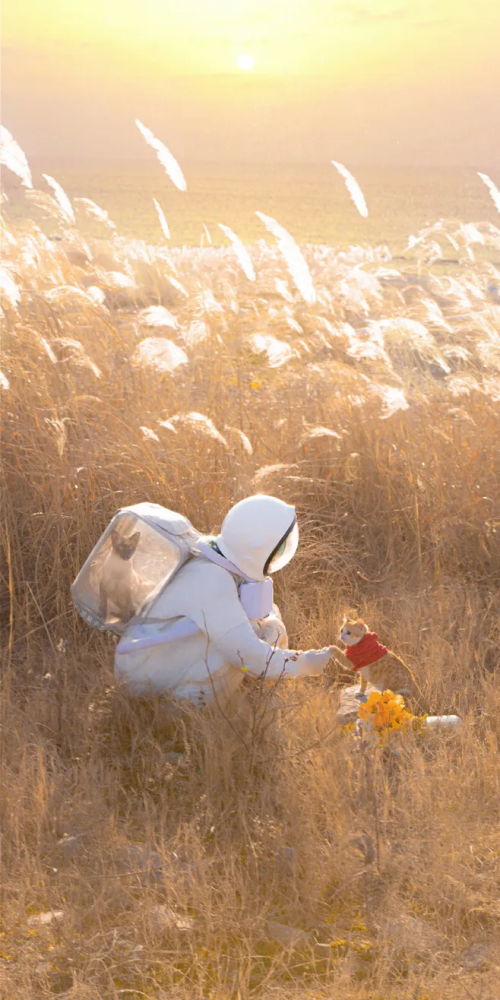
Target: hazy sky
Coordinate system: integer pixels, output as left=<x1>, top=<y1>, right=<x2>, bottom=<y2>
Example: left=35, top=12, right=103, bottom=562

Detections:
left=3, top=1, right=500, bottom=166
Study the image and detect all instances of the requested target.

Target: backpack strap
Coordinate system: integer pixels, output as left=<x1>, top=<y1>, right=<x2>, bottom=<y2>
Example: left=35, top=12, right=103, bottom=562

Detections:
left=196, top=538, right=252, bottom=580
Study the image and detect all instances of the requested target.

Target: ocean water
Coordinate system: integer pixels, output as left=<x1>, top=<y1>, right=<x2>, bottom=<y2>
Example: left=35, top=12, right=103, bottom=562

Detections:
left=5, top=160, right=499, bottom=250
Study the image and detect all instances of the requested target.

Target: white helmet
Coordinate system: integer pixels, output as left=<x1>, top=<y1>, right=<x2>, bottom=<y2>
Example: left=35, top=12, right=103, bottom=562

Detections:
left=215, top=494, right=299, bottom=581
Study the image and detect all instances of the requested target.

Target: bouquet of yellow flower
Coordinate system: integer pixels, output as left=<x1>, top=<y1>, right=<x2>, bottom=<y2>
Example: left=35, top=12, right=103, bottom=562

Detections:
left=356, top=690, right=426, bottom=748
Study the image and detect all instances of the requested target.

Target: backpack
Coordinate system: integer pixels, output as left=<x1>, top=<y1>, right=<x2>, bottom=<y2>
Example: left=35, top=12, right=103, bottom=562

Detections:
left=71, top=503, right=200, bottom=635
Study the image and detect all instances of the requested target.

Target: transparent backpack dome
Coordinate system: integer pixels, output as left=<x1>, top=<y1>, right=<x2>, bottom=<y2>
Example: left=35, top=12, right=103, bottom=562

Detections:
left=71, top=504, right=199, bottom=634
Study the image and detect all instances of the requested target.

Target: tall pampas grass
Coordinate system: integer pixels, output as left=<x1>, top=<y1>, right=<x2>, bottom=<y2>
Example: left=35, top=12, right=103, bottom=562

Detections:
left=478, top=171, right=500, bottom=214
left=74, top=197, right=116, bottom=229
left=138, top=305, right=177, bottom=329
left=135, top=119, right=187, bottom=192
left=225, top=425, right=254, bottom=455
left=168, top=411, right=229, bottom=447
left=249, top=332, right=297, bottom=367
left=219, top=224, right=255, bottom=281
left=331, top=160, right=369, bottom=218
left=153, top=197, right=171, bottom=240
left=0, top=125, right=32, bottom=188
left=42, top=174, right=75, bottom=225
left=132, top=337, right=188, bottom=373
left=0, top=265, right=21, bottom=309
left=2, top=173, right=500, bottom=1000
left=25, top=189, right=72, bottom=226
left=256, top=211, right=316, bottom=304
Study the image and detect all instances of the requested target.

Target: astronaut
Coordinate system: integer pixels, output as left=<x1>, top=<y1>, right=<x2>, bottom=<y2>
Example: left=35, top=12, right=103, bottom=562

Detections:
left=114, top=494, right=333, bottom=704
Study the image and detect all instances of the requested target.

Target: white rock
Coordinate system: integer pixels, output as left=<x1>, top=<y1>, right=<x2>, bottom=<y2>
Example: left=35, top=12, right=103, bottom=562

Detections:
left=336, top=683, right=377, bottom=724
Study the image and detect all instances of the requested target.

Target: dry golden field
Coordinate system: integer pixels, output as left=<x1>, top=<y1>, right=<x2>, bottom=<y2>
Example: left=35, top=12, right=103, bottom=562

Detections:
left=1, top=173, right=500, bottom=999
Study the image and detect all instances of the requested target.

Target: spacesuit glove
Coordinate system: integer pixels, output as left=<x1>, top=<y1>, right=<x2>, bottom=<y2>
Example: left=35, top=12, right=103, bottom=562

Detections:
left=284, top=646, right=334, bottom=677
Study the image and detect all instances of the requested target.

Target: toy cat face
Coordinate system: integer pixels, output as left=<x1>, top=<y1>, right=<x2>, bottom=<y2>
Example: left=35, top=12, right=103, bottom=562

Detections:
left=110, top=529, right=140, bottom=560
left=340, top=616, right=368, bottom=647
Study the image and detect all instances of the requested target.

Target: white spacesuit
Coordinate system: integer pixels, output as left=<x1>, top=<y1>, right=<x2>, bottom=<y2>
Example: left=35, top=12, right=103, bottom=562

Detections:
left=114, top=495, right=333, bottom=704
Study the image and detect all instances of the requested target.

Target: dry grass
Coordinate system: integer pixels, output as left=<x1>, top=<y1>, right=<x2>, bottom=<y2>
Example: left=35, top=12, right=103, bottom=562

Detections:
left=1, top=186, right=500, bottom=999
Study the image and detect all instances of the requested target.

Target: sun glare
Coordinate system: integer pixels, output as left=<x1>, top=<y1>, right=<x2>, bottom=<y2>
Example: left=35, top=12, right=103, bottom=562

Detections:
left=237, top=54, right=255, bottom=71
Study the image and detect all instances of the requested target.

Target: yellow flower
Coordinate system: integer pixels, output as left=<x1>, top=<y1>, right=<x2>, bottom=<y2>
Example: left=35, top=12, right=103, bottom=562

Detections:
left=357, top=688, right=418, bottom=746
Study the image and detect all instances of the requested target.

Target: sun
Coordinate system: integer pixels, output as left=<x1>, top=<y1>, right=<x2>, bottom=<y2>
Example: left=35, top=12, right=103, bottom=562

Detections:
left=237, top=54, right=255, bottom=71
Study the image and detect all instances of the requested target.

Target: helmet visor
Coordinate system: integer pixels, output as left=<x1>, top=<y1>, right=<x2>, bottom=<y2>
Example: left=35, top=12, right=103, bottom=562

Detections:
left=265, top=520, right=299, bottom=575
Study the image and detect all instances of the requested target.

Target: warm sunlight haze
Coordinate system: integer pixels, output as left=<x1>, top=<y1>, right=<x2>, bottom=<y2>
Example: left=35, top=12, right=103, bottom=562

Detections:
left=237, top=54, right=255, bottom=71
left=2, top=0, right=500, bottom=164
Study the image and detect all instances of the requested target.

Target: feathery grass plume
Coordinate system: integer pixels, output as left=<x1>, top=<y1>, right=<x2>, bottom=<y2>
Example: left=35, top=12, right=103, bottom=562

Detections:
left=372, top=385, right=410, bottom=419
left=74, top=197, right=116, bottom=229
left=45, top=285, right=96, bottom=305
left=153, top=198, right=170, bottom=240
left=158, top=418, right=178, bottom=433
left=477, top=341, right=500, bottom=371
left=337, top=279, right=368, bottom=314
left=331, top=160, right=368, bottom=218
left=253, top=463, right=298, bottom=485
left=198, top=288, right=224, bottom=314
left=25, top=189, right=71, bottom=225
left=346, top=335, right=393, bottom=368
left=135, top=119, right=187, bottom=192
left=0, top=266, right=21, bottom=309
left=138, top=305, right=177, bottom=329
left=182, top=319, right=210, bottom=345
left=461, top=223, right=485, bottom=246
left=100, top=271, right=135, bottom=290
left=0, top=125, right=32, bottom=188
left=275, top=278, right=293, bottom=301
left=140, top=426, right=160, bottom=443
left=442, top=345, right=471, bottom=366
left=42, top=174, right=75, bottom=225
left=167, top=275, right=188, bottom=297
left=34, top=334, right=58, bottom=364
left=300, top=426, right=341, bottom=444
left=170, top=412, right=228, bottom=448
left=225, top=426, right=254, bottom=455
left=478, top=172, right=500, bottom=214
left=249, top=333, right=297, bottom=368
left=133, top=338, right=188, bottom=374
left=417, top=297, right=453, bottom=333
left=378, top=317, right=435, bottom=350
left=52, top=338, right=102, bottom=378
left=0, top=370, right=9, bottom=390
left=255, top=211, right=316, bottom=304
left=87, top=285, right=106, bottom=306
left=446, top=232, right=460, bottom=251
left=483, top=375, right=500, bottom=400
left=45, top=417, right=68, bottom=458
left=203, top=223, right=212, bottom=244
left=447, top=374, right=482, bottom=397
left=219, top=224, right=256, bottom=281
